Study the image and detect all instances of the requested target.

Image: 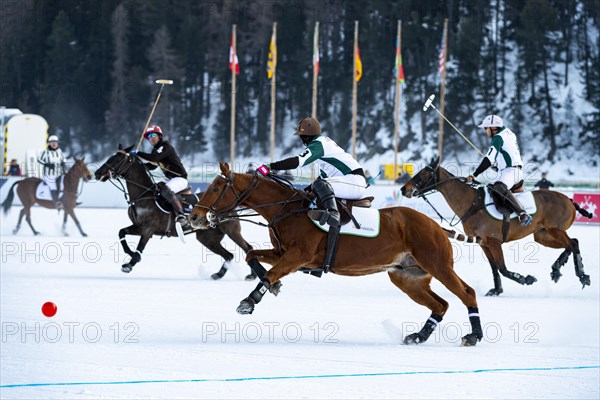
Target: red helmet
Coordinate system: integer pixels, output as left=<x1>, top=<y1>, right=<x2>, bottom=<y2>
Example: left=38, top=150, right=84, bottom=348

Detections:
left=145, top=125, right=163, bottom=139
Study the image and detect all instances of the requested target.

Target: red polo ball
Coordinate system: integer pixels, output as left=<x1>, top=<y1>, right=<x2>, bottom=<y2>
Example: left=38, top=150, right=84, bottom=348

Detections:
left=41, top=302, right=57, bottom=317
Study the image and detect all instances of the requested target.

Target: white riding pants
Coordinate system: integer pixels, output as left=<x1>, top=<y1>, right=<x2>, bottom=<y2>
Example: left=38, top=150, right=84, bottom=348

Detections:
left=166, top=177, right=188, bottom=193
left=325, top=174, right=367, bottom=200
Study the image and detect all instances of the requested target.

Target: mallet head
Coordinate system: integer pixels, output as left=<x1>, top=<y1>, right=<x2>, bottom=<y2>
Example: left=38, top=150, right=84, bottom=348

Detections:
left=155, top=79, right=174, bottom=85
left=423, top=94, right=435, bottom=111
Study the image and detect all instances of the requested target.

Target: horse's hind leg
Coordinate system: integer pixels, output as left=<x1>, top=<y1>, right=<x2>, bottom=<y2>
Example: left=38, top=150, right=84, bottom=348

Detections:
left=195, top=229, right=234, bottom=280
left=23, top=207, right=40, bottom=236
left=481, top=241, right=537, bottom=296
left=13, top=208, right=26, bottom=234
left=535, top=229, right=589, bottom=287
left=571, top=239, right=590, bottom=287
left=388, top=268, right=448, bottom=345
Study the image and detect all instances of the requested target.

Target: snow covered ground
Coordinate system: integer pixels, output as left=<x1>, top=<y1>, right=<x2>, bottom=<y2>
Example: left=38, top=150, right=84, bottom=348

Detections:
left=1, top=207, right=599, bottom=399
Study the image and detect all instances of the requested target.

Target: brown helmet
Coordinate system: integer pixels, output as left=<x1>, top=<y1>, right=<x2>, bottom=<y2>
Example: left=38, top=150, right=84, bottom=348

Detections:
left=293, top=117, right=321, bottom=136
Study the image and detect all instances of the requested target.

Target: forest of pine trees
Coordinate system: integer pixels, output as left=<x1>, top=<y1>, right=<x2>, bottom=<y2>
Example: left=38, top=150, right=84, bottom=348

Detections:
left=1, top=0, right=598, bottom=167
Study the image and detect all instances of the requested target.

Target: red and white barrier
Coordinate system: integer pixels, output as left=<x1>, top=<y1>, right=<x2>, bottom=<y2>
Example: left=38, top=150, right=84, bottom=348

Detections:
left=573, top=193, right=600, bottom=224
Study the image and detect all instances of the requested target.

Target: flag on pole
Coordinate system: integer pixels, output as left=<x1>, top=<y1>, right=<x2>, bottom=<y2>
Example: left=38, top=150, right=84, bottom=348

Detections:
left=313, top=25, right=320, bottom=76
left=267, top=31, right=277, bottom=79
left=393, top=37, right=405, bottom=83
left=229, top=37, right=240, bottom=74
left=438, top=29, right=446, bottom=76
left=355, top=48, right=363, bottom=82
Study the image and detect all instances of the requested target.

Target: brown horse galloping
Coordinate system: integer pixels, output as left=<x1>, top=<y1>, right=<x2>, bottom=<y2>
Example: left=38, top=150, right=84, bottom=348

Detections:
left=2, top=157, right=92, bottom=236
left=189, top=162, right=484, bottom=346
left=401, top=159, right=592, bottom=296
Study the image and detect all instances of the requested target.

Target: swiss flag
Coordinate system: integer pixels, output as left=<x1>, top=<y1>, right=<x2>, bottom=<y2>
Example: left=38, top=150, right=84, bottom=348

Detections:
left=229, top=38, right=240, bottom=75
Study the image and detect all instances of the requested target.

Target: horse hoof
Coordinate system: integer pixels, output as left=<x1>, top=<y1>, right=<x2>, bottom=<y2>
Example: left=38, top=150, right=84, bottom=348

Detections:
left=34, top=231, right=40, bottom=236
left=82, top=233, right=88, bottom=237
left=551, top=270, right=562, bottom=283
left=269, top=280, right=282, bottom=296
left=525, top=275, right=537, bottom=285
left=580, top=275, right=591, bottom=287
left=403, top=333, right=424, bottom=345
left=460, top=333, right=481, bottom=346
left=236, top=298, right=255, bottom=315
left=485, top=288, right=503, bottom=296
left=244, top=273, right=257, bottom=281
left=122, top=264, right=132, bottom=273
left=211, top=272, right=225, bottom=280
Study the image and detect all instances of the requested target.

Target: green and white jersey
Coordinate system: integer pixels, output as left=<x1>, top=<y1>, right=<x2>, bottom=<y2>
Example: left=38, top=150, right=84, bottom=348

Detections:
left=297, top=136, right=362, bottom=178
left=485, top=127, right=523, bottom=169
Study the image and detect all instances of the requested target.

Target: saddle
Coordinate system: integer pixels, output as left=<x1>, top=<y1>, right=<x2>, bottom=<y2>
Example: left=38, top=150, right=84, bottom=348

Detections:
left=487, top=180, right=524, bottom=215
left=154, top=185, right=199, bottom=214
left=338, top=197, right=374, bottom=228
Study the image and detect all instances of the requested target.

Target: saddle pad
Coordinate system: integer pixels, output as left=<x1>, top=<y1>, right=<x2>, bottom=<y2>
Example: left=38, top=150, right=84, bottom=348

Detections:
left=311, top=207, right=380, bottom=238
left=36, top=177, right=64, bottom=201
left=484, top=189, right=537, bottom=221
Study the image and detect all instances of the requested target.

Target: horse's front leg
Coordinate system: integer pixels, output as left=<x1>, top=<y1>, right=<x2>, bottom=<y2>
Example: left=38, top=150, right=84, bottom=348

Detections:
left=62, top=210, right=69, bottom=236
left=237, top=249, right=304, bottom=315
left=118, top=225, right=150, bottom=273
left=66, top=208, right=87, bottom=237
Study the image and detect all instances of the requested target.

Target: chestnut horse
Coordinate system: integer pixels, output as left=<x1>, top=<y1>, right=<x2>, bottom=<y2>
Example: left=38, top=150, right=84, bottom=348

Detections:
left=94, top=146, right=256, bottom=278
left=2, top=157, right=92, bottom=236
left=401, top=159, right=592, bottom=296
left=189, top=162, right=484, bottom=346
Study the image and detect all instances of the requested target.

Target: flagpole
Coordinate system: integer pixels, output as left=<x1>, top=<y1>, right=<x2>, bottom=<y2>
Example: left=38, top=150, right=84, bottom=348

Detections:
left=270, top=22, right=277, bottom=162
left=394, top=20, right=402, bottom=181
left=312, top=21, right=319, bottom=119
left=438, top=18, right=448, bottom=162
left=230, top=24, right=237, bottom=169
left=311, top=22, right=319, bottom=181
left=352, top=20, right=359, bottom=159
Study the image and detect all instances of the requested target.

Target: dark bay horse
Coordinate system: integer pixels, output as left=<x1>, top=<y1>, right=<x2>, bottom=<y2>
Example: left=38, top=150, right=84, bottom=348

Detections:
left=94, top=146, right=256, bottom=278
left=188, top=162, right=484, bottom=346
left=401, top=159, right=592, bottom=296
left=2, top=157, right=92, bottom=236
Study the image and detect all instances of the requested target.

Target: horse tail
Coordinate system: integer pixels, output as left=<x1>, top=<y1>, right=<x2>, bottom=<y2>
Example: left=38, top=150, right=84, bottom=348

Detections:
left=2, top=181, right=20, bottom=215
left=571, top=199, right=593, bottom=219
left=442, top=227, right=480, bottom=244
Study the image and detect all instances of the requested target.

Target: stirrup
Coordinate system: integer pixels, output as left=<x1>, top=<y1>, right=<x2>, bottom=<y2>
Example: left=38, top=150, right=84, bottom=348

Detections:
left=518, top=213, right=532, bottom=226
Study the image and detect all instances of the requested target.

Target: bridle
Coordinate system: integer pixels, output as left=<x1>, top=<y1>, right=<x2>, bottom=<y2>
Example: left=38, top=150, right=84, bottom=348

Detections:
left=197, top=172, right=310, bottom=231
left=198, top=172, right=262, bottom=228
left=407, top=165, right=479, bottom=227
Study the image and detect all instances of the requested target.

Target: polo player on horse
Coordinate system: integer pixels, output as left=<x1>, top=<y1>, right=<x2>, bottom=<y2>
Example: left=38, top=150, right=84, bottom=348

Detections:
left=257, top=117, right=368, bottom=272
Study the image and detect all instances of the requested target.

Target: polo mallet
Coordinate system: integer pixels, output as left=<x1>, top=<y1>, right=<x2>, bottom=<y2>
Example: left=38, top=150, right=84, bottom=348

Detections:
left=423, top=94, right=484, bottom=157
left=135, top=79, right=174, bottom=152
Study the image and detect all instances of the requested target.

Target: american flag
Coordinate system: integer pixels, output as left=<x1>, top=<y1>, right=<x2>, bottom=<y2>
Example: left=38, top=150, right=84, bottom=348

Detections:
left=438, top=28, right=446, bottom=76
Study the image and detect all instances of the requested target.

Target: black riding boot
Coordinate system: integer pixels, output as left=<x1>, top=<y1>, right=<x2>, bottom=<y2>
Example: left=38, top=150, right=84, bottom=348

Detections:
left=50, top=190, right=63, bottom=210
left=492, top=182, right=531, bottom=226
left=307, top=179, right=340, bottom=272
left=160, top=185, right=189, bottom=229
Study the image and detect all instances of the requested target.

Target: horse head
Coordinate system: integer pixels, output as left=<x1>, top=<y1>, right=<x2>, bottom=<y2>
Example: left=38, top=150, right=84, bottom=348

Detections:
left=401, top=158, right=440, bottom=198
left=94, top=144, right=136, bottom=182
left=189, top=162, right=242, bottom=229
left=71, top=156, right=93, bottom=182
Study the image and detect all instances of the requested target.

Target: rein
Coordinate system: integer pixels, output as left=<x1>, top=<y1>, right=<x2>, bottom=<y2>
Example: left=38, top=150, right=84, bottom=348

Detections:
left=414, top=167, right=481, bottom=229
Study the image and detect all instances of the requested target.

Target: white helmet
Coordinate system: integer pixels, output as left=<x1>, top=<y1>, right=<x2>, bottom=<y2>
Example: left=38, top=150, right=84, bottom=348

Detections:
left=478, top=114, right=503, bottom=128
left=47, top=135, right=59, bottom=142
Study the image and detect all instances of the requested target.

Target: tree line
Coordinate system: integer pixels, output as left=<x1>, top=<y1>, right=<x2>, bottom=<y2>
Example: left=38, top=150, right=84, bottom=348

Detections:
left=1, top=0, right=598, bottom=165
